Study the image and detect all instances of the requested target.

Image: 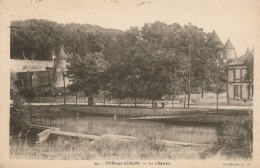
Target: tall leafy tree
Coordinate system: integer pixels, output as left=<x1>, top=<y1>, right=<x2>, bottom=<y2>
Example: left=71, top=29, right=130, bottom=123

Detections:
left=11, top=19, right=122, bottom=60
left=139, top=22, right=173, bottom=105
left=243, top=52, right=254, bottom=98
left=66, top=52, right=108, bottom=105
left=244, top=52, right=254, bottom=82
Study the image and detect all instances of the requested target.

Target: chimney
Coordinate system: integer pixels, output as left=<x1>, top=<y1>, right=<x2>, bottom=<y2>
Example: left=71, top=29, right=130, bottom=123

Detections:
left=61, top=45, right=64, bottom=51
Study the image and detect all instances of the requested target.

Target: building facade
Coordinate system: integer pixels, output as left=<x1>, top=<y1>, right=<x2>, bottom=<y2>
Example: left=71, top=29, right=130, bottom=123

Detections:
left=226, top=49, right=254, bottom=102
left=11, top=47, right=70, bottom=88
left=207, top=30, right=253, bottom=103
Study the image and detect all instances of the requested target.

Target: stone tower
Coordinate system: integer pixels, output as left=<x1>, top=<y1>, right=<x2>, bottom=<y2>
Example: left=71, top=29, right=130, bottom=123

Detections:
left=53, top=46, right=69, bottom=87
left=224, top=39, right=236, bottom=61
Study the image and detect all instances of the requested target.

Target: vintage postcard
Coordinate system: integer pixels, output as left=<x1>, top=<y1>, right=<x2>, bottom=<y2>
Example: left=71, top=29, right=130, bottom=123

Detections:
left=0, top=0, right=259, bottom=167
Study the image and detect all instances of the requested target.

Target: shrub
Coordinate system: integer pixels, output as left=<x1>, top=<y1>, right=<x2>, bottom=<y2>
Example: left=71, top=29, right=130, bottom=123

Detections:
left=10, top=71, right=30, bottom=137
left=10, top=98, right=30, bottom=137
left=35, top=87, right=57, bottom=97
left=201, top=114, right=253, bottom=159
left=19, top=87, right=36, bottom=102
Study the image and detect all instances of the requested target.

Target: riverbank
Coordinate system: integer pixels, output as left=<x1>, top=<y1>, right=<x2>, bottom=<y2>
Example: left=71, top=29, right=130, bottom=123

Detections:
left=10, top=105, right=253, bottom=160
left=27, top=105, right=252, bottom=124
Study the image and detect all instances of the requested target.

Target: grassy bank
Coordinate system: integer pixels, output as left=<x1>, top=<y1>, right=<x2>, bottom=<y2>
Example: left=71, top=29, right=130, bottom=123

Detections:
left=10, top=135, right=208, bottom=160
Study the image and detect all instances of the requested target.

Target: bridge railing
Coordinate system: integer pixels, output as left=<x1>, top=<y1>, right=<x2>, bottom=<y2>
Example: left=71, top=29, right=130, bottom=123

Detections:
left=30, top=116, right=57, bottom=127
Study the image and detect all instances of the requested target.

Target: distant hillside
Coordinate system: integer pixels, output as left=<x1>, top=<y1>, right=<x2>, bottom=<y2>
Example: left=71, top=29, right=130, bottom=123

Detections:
left=11, top=19, right=124, bottom=61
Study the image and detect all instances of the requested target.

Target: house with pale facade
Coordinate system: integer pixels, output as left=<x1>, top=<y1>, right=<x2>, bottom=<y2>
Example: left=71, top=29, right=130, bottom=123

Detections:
left=226, top=49, right=254, bottom=103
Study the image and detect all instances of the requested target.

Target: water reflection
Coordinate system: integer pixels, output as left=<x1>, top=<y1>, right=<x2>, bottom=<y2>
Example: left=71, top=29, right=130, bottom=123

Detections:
left=10, top=128, right=39, bottom=146
left=55, top=116, right=217, bottom=144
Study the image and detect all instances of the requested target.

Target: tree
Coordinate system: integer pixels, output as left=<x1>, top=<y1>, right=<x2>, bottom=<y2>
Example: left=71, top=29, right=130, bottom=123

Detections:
left=10, top=71, right=29, bottom=137
left=243, top=52, right=254, bottom=98
left=244, top=53, right=254, bottom=82
left=11, top=19, right=229, bottom=107
left=139, top=22, right=172, bottom=106
left=104, top=28, right=146, bottom=106
left=175, top=24, right=208, bottom=97
left=11, top=20, right=122, bottom=60
left=10, top=71, right=18, bottom=100
left=66, top=52, right=108, bottom=105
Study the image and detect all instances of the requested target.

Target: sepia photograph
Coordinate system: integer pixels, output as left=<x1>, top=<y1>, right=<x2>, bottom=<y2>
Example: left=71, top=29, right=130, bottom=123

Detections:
left=0, top=0, right=259, bottom=167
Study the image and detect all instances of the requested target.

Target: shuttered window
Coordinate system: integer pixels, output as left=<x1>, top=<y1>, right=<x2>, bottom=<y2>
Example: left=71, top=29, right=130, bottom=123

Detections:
left=240, top=85, right=242, bottom=98
left=234, top=85, right=239, bottom=97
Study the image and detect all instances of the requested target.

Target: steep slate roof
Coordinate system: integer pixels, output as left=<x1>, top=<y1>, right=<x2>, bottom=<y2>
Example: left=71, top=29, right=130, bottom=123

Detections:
left=54, top=47, right=68, bottom=60
left=228, top=50, right=254, bottom=66
left=224, top=39, right=235, bottom=49
left=10, top=59, right=53, bottom=72
left=207, top=30, right=223, bottom=47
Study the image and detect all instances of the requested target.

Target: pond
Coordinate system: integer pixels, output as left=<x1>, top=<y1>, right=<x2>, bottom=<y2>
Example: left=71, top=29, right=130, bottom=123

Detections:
left=55, top=116, right=218, bottom=145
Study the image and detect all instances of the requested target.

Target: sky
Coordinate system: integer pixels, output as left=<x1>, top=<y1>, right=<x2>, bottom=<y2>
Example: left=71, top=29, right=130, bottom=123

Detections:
left=1, top=0, right=260, bottom=56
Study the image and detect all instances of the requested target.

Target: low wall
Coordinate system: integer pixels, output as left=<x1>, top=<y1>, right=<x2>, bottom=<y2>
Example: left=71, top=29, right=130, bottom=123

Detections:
left=36, top=129, right=51, bottom=143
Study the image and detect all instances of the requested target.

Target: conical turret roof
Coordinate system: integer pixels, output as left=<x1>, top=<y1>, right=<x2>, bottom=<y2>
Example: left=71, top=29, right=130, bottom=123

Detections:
left=207, top=30, right=223, bottom=47
left=224, top=39, right=235, bottom=49
left=54, top=46, right=68, bottom=60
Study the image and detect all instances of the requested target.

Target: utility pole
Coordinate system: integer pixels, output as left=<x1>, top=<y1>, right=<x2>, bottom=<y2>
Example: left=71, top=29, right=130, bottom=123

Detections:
left=75, top=79, right=78, bottom=105
left=188, top=44, right=191, bottom=108
left=63, top=73, right=66, bottom=105
left=27, top=70, right=30, bottom=103
left=216, top=51, right=219, bottom=114
left=27, top=71, right=30, bottom=89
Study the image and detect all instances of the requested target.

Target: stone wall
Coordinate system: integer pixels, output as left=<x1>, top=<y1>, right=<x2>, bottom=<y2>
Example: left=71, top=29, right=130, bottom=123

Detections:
left=32, top=71, right=52, bottom=87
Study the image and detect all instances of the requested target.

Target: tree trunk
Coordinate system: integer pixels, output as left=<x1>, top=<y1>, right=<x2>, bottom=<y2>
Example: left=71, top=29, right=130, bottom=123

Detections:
left=23, top=50, right=26, bottom=60
left=103, top=93, right=105, bottom=105
left=63, top=76, right=66, bottom=105
left=201, top=79, right=204, bottom=98
left=134, top=85, right=137, bottom=107
left=184, top=92, right=186, bottom=108
left=88, top=94, right=93, bottom=106
left=75, top=92, right=78, bottom=105
left=171, top=93, right=174, bottom=108
left=152, top=99, right=154, bottom=108
left=188, top=90, right=190, bottom=108
left=119, top=98, right=121, bottom=106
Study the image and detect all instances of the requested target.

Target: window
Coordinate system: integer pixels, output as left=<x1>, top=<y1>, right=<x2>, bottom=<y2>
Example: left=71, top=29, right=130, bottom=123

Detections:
left=235, top=69, right=241, bottom=80
left=234, top=85, right=239, bottom=97
left=228, top=70, right=234, bottom=82
left=241, top=69, right=247, bottom=81
left=248, top=84, right=253, bottom=98
left=240, top=85, right=242, bottom=98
